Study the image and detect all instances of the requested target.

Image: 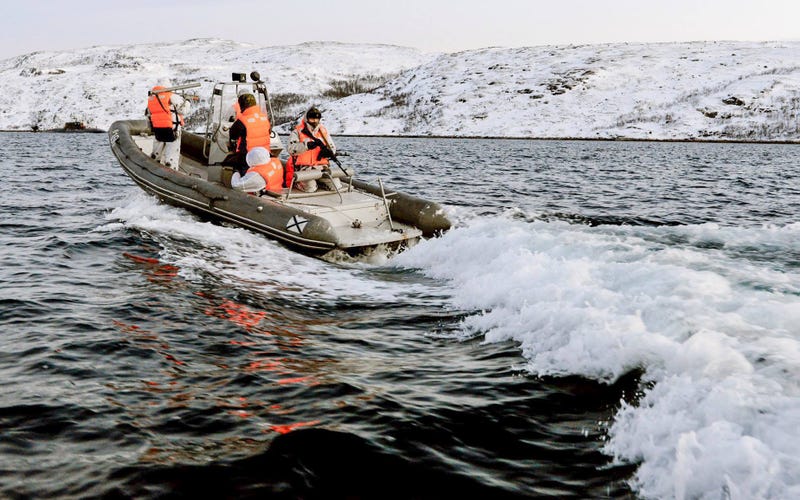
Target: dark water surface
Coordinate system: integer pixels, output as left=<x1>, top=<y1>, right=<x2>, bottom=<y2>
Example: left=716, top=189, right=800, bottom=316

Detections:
left=1, top=133, right=798, bottom=499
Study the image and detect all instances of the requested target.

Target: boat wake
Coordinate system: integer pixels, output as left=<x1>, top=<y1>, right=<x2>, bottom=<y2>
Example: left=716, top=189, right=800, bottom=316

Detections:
left=392, top=213, right=800, bottom=499
left=105, top=189, right=800, bottom=499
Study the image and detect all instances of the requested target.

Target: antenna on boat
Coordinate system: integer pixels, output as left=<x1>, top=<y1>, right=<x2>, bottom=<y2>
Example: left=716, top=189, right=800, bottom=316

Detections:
left=249, top=70, right=277, bottom=131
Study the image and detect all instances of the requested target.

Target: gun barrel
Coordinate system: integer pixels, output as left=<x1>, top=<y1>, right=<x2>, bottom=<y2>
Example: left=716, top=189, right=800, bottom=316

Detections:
left=149, top=82, right=201, bottom=95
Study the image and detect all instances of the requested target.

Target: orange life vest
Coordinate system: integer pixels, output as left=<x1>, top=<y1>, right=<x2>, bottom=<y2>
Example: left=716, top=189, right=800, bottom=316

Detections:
left=292, top=120, right=330, bottom=166
left=147, top=87, right=176, bottom=129
left=248, top=157, right=284, bottom=191
left=237, top=106, right=271, bottom=153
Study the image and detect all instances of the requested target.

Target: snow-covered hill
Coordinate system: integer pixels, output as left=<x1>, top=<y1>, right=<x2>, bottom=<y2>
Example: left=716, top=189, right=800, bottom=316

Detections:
left=2, top=38, right=799, bottom=141
left=0, top=39, right=432, bottom=133
left=329, top=41, right=800, bottom=141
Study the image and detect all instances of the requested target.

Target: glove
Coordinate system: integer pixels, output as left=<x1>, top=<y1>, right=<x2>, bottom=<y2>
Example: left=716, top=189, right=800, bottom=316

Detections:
left=306, top=138, right=323, bottom=150
left=319, top=146, right=334, bottom=159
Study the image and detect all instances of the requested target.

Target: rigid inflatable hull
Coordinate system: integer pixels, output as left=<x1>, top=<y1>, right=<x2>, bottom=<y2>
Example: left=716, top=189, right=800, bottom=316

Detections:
left=108, top=120, right=451, bottom=255
left=110, top=120, right=339, bottom=253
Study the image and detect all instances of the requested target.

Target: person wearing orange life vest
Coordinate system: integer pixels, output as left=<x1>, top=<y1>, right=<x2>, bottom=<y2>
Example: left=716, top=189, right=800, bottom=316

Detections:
left=230, top=88, right=250, bottom=121
left=230, top=147, right=284, bottom=194
left=145, top=84, right=190, bottom=170
left=286, top=106, right=340, bottom=193
left=226, top=93, right=271, bottom=176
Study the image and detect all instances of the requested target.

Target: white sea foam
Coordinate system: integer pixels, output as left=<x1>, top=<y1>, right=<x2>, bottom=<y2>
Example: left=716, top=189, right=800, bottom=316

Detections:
left=107, top=191, right=800, bottom=498
left=105, top=192, right=434, bottom=304
left=393, top=215, right=800, bottom=499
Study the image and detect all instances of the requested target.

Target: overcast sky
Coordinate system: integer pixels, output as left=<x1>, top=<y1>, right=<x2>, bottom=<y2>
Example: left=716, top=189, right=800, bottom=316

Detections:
left=2, top=0, right=799, bottom=60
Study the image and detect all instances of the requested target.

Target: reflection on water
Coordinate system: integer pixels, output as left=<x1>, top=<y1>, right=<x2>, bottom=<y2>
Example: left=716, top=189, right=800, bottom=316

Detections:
left=1, top=133, right=799, bottom=498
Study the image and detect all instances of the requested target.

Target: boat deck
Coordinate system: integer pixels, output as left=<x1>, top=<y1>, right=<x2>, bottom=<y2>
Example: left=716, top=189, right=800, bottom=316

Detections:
left=132, top=134, right=421, bottom=239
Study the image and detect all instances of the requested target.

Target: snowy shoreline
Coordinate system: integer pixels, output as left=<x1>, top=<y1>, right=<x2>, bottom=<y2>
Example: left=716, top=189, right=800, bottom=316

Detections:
left=3, top=38, right=799, bottom=141
left=320, top=134, right=800, bottom=144
left=5, top=129, right=799, bottom=145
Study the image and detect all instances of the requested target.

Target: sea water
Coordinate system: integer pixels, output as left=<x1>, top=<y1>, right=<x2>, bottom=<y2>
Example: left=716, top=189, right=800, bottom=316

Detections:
left=1, top=132, right=798, bottom=498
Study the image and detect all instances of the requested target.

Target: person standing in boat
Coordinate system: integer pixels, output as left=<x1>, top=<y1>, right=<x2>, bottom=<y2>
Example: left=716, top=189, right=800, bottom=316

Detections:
left=230, top=147, right=283, bottom=194
left=226, top=93, right=271, bottom=176
left=286, top=107, right=340, bottom=192
left=145, top=84, right=190, bottom=170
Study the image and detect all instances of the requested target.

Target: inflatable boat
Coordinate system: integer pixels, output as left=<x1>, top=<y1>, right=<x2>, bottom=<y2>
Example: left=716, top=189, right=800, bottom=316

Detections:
left=108, top=73, right=451, bottom=257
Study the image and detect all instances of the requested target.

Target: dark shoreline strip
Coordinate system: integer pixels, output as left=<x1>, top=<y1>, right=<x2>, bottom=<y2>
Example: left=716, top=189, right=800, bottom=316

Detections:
left=3, top=129, right=798, bottom=144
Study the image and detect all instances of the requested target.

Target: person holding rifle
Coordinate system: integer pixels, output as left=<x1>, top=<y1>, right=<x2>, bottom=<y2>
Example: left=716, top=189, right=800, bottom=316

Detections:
left=145, top=83, right=191, bottom=170
left=286, top=107, right=340, bottom=192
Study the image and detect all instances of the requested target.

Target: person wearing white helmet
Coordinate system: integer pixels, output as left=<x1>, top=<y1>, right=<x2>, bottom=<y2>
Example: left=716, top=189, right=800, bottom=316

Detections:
left=230, top=147, right=283, bottom=194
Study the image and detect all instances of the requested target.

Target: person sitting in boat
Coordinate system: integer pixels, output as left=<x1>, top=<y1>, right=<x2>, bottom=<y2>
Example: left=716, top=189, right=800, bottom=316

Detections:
left=286, top=107, right=340, bottom=193
left=145, top=83, right=190, bottom=170
left=229, top=147, right=284, bottom=195
left=225, top=93, right=271, bottom=176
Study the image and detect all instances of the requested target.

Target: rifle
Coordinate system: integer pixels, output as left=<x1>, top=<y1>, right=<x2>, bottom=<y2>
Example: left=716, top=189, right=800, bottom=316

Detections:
left=149, top=82, right=201, bottom=102
left=302, top=124, right=348, bottom=176
left=148, top=82, right=201, bottom=95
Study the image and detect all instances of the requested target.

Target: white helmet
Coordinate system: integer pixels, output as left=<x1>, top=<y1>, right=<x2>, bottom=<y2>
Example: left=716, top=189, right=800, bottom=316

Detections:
left=246, top=147, right=270, bottom=166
